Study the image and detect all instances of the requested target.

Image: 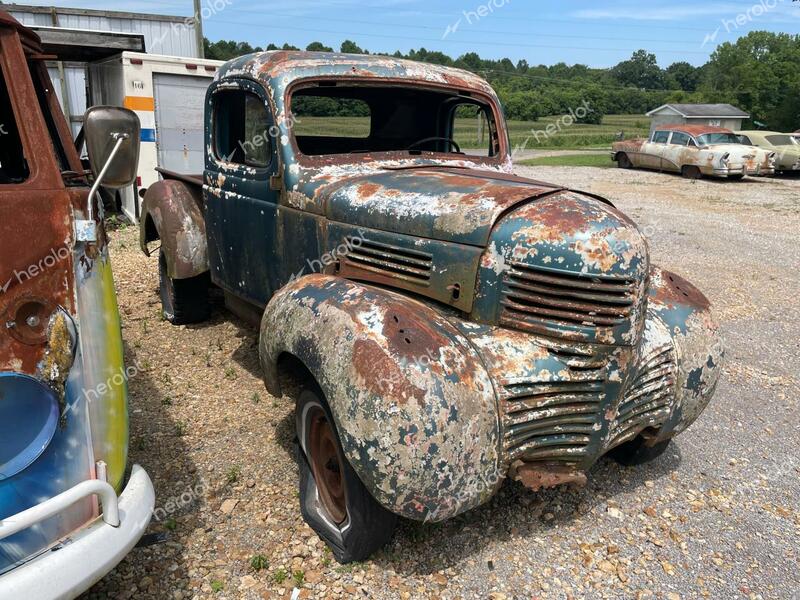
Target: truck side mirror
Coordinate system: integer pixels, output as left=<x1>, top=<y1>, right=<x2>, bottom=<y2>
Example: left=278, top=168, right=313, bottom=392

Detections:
left=84, top=106, right=141, bottom=188
left=75, top=107, right=141, bottom=242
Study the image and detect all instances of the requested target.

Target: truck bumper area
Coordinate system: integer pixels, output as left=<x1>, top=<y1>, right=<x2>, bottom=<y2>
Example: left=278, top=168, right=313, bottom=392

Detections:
left=0, top=465, right=154, bottom=600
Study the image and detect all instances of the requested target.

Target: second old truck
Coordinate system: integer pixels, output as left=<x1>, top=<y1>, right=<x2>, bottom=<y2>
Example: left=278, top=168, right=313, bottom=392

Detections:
left=140, top=51, right=723, bottom=562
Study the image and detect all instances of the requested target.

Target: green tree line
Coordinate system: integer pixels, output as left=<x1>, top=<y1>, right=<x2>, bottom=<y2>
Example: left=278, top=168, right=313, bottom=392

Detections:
left=205, top=32, right=800, bottom=130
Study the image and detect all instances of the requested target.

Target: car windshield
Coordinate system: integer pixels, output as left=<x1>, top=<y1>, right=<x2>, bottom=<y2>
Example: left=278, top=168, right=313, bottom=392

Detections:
left=696, top=133, right=741, bottom=145
left=289, top=83, right=501, bottom=159
left=696, top=133, right=742, bottom=145
left=765, top=134, right=796, bottom=146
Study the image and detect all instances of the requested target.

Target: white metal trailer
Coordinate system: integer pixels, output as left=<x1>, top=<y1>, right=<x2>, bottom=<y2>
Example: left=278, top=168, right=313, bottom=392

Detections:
left=91, top=52, right=223, bottom=222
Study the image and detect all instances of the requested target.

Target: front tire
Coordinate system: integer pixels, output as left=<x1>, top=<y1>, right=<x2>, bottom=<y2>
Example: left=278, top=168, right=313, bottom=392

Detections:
left=609, top=436, right=672, bottom=466
left=681, top=165, right=702, bottom=180
left=158, top=250, right=211, bottom=325
left=296, top=388, right=397, bottom=563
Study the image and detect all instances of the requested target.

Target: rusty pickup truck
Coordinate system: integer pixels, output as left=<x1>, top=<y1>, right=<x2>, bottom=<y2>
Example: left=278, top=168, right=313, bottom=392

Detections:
left=140, top=51, right=723, bottom=562
left=0, top=12, right=153, bottom=597
left=613, top=124, right=775, bottom=179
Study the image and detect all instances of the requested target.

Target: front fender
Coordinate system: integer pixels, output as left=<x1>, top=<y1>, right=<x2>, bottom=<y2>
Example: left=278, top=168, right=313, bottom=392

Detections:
left=648, top=267, right=723, bottom=438
left=259, top=274, right=502, bottom=521
left=139, top=180, right=208, bottom=279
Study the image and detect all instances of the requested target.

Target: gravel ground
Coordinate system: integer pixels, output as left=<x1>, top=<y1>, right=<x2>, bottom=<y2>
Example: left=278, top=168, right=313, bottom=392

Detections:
left=84, top=167, right=800, bottom=600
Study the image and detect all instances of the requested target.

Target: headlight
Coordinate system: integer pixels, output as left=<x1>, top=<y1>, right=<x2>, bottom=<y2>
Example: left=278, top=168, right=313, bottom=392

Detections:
left=0, top=373, right=60, bottom=480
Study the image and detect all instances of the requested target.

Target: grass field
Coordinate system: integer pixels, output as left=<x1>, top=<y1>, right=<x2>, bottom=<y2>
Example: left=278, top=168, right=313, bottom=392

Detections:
left=518, top=153, right=616, bottom=168
left=293, top=114, right=650, bottom=150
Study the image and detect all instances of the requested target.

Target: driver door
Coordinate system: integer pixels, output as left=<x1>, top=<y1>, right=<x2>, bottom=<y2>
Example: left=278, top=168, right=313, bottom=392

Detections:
left=204, top=79, right=281, bottom=306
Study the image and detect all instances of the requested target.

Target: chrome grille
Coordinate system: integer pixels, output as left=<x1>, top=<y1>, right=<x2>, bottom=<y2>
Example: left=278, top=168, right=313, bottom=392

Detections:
left=500, top=262, right=636, bottom=330
left=344, top=237, right=433, bottom=285
left=612, top=346, right=677, bottom=444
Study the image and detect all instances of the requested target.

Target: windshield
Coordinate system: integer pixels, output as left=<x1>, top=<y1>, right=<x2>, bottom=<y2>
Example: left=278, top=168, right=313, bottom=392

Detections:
left=289, top=83, right=502, bottom=160
left=765, top=134, right=796, bottom=146
left=697, top=133, right=741, bottom=146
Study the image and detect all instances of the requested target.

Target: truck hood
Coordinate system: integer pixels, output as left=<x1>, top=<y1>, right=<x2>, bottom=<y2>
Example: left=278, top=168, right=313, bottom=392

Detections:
left=320, top=167, right=578, bottom=246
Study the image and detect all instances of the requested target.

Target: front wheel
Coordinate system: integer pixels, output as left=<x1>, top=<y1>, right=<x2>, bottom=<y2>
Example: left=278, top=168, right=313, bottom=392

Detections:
left=296, top=388, right=397, bottom=563
left=617, top=153, right=632, bottom=169
left=681, top=165, right=702, bottom=180
left=158, top=250, right=211, bottom=325
left=608, top=436, right=672, bottom=466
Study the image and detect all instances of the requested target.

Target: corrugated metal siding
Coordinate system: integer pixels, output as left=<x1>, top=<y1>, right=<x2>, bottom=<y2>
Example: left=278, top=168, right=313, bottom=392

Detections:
left=8, top=9, right=200, bottom=57
left=47, top=64, right=88, bottom=138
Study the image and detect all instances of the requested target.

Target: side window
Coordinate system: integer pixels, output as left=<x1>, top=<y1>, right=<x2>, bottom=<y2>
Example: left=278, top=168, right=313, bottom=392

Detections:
left=669, top=132, right=691, bottom=146
left=739, top=135, right=752, bottom=145
left=449, top=101, right=499, bottom=158
left=213, top=89, right=271, bottom=168
left=0, top=58, right=29, bottom=184
left=652, top=131, right=670, bottom=144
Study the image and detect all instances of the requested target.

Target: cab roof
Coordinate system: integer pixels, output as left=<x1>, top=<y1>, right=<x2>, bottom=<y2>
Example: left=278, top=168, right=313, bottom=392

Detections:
left=657, top=124, right=734, bottom=136
left=217, top=50, right=496, bottom=97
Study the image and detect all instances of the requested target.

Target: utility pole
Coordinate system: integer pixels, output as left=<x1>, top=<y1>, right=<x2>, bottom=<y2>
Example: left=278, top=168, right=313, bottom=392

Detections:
left=193, top=0, right=205, bottom=59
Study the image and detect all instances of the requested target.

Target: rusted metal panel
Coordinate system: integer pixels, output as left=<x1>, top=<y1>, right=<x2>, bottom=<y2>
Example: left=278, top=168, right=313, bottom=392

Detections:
left=471, top=191, right=650, bottom=346
left=260, top=274, right=502, bottom=522
left=140, top=179, right=209, bottom=279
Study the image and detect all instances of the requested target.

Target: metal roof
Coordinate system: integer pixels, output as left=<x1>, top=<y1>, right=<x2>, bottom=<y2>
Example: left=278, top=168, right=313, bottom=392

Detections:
left=656, top=124, right=735, bottom=136
left=5, top=3, right=200, bottom=58
left=647, top=103, right=750, bottom=118
left=220, top=51, right=497, bottom=96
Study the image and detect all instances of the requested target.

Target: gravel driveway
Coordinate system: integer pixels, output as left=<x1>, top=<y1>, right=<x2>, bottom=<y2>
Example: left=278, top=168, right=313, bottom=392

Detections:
left=84, top=167, right=800, bottom=600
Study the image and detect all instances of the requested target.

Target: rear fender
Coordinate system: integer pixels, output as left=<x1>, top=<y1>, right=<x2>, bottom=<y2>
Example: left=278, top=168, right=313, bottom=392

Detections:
left=259, top=274, right=502, bottom=522
left=139, top=180, right=208, bottom=279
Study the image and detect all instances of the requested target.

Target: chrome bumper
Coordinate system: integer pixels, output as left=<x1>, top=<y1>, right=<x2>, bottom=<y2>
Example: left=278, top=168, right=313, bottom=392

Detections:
left=0, top=465, right=154, bottom=600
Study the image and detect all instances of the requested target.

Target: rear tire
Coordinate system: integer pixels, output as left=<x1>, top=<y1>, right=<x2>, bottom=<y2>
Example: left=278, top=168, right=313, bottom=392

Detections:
left=296, top=388, right=397, bottom=563
left=617, top=153, right=632, bottom=169
left=609, top=436, right=672, bottom=466
left=681, top=165, right=702, bottom=180
left=158, top=250, right=211, bottom=325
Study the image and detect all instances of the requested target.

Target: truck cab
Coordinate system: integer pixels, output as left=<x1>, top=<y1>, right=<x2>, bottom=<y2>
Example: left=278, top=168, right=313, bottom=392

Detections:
left=0, top=12, right=153, bottom=597
left=141, top=51, right=723, bottom=563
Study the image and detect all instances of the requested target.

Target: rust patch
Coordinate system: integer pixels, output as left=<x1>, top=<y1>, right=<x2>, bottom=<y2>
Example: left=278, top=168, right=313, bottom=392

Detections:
left=352, top=338, right=427, bottom=407
left=510, top=461, right=588, bottom=491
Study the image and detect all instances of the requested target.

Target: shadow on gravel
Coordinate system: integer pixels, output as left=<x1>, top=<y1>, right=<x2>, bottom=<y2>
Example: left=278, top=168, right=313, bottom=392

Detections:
left=371, top=446, right=684, bottom=577
left=84, top=339, right=205, bottom=599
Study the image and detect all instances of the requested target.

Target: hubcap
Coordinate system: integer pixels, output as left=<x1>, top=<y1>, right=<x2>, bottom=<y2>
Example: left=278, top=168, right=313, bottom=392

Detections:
left=308, top=408, right=347, bottom=525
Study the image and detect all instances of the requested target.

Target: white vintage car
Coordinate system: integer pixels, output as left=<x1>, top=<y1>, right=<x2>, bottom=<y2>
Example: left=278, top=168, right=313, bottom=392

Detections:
left=736, top=130, right=800, bottom=174
left=612, top=125, right=776, bottom=179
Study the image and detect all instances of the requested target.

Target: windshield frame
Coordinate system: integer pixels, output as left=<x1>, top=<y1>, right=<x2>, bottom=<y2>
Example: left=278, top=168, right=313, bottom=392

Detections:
left=284, top=77, right=510, bottom=169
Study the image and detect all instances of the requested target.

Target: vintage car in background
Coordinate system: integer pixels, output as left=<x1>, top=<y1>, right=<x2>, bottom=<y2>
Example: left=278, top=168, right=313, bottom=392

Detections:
left=612, top=124, right=776, bottom=179
left=736, top=130, right=800, bottom=174
left=0, top=12, right=154, bottom=598
left=139, top=50, right=723, bottom=562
